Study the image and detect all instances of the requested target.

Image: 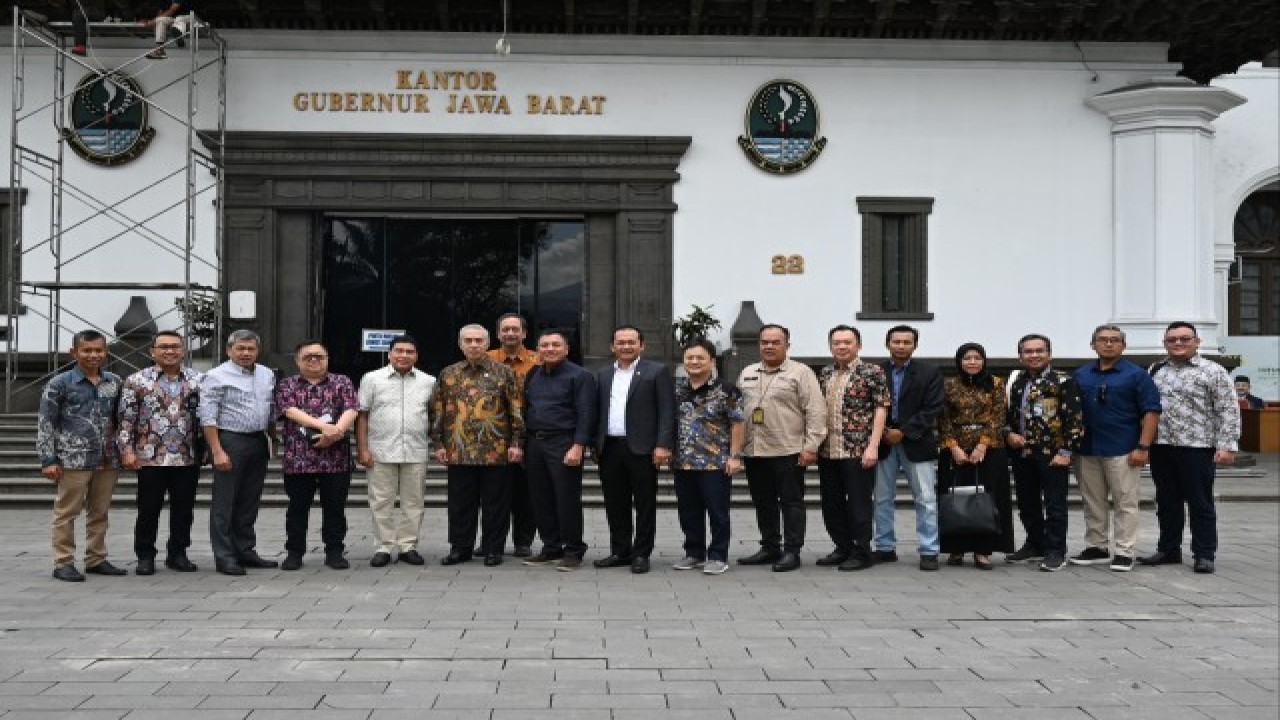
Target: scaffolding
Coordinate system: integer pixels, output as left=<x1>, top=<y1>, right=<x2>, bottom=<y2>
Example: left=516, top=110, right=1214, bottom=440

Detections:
left=5, top=8, right=226, bottom=410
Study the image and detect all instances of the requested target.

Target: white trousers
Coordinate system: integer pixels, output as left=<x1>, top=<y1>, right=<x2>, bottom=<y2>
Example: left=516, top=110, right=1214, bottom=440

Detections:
left=366, top=462, right=427, bottom=554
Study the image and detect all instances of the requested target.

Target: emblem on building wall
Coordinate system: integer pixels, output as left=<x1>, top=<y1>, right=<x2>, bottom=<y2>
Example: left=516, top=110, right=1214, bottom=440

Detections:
left=63, top=72, right=154, bottom=166
left=739, top=79, right=826, bottom=174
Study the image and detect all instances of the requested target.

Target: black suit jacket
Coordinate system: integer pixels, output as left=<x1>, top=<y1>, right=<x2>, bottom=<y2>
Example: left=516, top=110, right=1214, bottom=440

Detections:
left=879, top=359, right=945, bottom=463
left=594, top=358, right=676, bottom=455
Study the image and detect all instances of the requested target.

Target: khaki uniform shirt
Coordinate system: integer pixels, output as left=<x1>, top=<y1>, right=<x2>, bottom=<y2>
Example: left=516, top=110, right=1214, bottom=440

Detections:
left=737, top=358, right=827, bottom=458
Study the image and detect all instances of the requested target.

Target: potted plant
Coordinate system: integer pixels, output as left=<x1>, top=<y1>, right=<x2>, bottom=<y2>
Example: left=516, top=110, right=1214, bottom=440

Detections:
left=672, top=303, right=722, bottom=347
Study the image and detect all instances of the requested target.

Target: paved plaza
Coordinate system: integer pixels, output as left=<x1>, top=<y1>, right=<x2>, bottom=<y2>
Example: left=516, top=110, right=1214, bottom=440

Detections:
left=0, top=496, right=1276, bottom=720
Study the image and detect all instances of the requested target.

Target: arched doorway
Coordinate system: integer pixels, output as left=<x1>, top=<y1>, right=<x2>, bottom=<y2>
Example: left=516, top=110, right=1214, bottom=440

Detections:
left=1228, top=180, right=1280, bottom=335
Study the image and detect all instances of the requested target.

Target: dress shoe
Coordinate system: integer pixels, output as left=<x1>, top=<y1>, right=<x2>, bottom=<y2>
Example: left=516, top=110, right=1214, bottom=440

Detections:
left=164, top=554, right=198, bottom=572
left=52, top=564, right=85, bottom=582
left=630, top=556, right=650, bottom=574
left=280, top=554, right=303, bottom=571
left=919, top=555, right=940, bottom=571
left=135, top=558, right=156, bottom=576
left=1137, top=551, right=1182, bottom=566
left=593, top=554, right=632, bottom=568
left=772, top=552, right=801, bottom=572
left=325, top=555, right=350, bottom=570
left=484, top=554, right=503, bottom=567
left=441, top=551, right=472, bottom=566
left=871, top=550, right=899, bottom=564
left=838, top=556, right=873, bottom=572
left=513, top=545, right=532, bottom=558
left=1193, top=557, right=1215, bottom=574
left=555, top=556, right=582, bottom=572
left=238, top=553, right=279, bottom=569
left=398, top=549, right=425, bottom=566
left=737, top=549, right=781, bottom=565
left=522, top=552, right=563, bottom=565
left=370, top=552, right=392, bottom=568
left=216, top=562, right=246, bottom=576
left=1005, top=543, right=1044, bottom=563
left=815, top=551, right=850, bottom=567
left=85, top=560, right=127, bottom=576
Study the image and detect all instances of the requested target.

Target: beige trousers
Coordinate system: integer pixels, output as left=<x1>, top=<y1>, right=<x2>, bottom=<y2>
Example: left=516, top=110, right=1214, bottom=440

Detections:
left=52, top=469, right=119, bottom=567
left=366, top=462, right=426, bottom=554
left=1075, top=455, right=1141, bottom=558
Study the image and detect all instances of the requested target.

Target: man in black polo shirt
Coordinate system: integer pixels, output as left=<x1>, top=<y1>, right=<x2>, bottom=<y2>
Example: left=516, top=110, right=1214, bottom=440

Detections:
left=522, top=329, right=597, bottom=571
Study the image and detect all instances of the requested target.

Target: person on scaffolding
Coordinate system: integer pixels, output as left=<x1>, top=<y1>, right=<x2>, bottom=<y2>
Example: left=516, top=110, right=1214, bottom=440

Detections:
left=144, top=2, right=193, bottom=59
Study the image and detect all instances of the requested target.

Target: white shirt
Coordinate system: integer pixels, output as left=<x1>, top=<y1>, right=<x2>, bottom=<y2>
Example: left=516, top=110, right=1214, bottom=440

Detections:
left=607, top=361, right=636, bottom=437
left=357, top=365, right=436, bottom=463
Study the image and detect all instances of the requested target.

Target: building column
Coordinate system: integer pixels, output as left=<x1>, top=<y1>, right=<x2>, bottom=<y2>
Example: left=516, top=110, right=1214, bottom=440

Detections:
left=1086, top=78, right=1244, bottom=353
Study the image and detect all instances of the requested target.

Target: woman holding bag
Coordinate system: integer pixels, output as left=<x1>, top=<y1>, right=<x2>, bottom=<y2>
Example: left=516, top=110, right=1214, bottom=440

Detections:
left=937, top=343, right=1015, bottom=569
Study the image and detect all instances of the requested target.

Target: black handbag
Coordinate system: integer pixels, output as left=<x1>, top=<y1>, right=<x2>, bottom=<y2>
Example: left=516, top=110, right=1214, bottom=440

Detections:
left=938, top=464, right=1000, bottom=536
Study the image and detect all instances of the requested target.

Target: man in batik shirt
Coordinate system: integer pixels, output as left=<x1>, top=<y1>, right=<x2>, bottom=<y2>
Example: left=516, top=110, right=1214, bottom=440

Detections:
left=432, top=324, right=525, bottom=567
left=275, top=339, right=360, bottom=571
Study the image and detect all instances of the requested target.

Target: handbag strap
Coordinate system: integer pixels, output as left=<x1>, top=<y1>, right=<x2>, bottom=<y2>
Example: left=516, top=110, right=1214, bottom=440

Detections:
left=948, top=462, right=985, bottom=494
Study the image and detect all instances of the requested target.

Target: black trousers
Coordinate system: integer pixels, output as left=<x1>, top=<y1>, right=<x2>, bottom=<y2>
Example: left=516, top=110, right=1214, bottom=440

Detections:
left=817, top=457, right=875, bottom=560
left=598, top=438, right=658, bottom=558
left=209, top=430, right=268, bottom=565
left=1010, top=452, right=1069, bottom=555
left=525, top=432, right=587, bottom=558
left=133, top=465, right=199, bottom=560
left=1150, top=444, right=1218, bottom=560
left=744, top=454, right=806, bottom=554
left=674, top=469, right=732, bottom=562
left=283, top=472, right=351, bottom=557
left=447, top=465, right=511, bottom=556
left=508, top=463, right=537, bottom=549
left=937, top=449, right=1016, bottom=555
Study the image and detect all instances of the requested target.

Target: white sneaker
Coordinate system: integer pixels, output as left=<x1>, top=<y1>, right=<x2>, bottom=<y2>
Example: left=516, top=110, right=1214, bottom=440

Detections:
left=672, top=556, right=705, bottom=570
left=703, top=560, right=729, bottom=575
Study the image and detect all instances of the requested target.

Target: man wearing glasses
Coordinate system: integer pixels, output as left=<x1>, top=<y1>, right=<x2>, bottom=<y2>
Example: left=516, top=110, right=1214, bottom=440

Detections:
left=1139, top=322, right=1240, bottom=574
left=275, top=340, right=360, bottom=570
left=1070, top=325, right=1161, bottom=572
left=117, top=330, right=204, bottom=575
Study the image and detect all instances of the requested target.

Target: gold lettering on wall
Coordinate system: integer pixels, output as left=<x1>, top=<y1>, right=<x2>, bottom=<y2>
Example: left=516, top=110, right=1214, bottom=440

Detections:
left=294, top=70, right=605, bottom=118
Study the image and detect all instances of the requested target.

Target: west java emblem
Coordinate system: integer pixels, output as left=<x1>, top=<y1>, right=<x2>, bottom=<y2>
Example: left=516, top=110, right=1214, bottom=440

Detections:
left=739, top=79, right=826, bottom=174
left=63, top=72, right=155, bottom=166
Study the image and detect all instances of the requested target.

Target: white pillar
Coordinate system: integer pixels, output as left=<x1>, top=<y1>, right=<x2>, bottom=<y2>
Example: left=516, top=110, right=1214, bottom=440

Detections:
left=1086, top=78, right=1245, bottom=353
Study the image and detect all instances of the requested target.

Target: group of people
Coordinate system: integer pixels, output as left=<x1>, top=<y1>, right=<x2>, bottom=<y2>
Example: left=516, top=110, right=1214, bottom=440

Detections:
left=36, top=316, right=1241, bottom=582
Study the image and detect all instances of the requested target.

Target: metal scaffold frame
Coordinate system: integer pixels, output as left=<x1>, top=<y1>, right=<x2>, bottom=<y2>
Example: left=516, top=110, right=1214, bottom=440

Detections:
left=5, top=8, right=227, bottom=411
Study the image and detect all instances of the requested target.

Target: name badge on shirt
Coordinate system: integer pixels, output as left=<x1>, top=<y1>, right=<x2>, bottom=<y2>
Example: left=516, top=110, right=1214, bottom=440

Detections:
left=752, top=408, right=765, bottom=425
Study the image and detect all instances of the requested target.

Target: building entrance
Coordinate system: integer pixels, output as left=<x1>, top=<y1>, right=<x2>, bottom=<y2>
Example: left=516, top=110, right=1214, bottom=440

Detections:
left=321, top=216, right=584, bottom=377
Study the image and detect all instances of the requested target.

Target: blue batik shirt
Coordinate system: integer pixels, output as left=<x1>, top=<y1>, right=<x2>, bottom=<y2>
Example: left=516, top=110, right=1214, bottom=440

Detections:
left=37, top=366, right=123, bottom=469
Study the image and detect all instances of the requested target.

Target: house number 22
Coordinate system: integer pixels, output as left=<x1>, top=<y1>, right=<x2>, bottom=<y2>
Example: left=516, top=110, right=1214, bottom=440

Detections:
left=771, top=255, right=805, bottom=274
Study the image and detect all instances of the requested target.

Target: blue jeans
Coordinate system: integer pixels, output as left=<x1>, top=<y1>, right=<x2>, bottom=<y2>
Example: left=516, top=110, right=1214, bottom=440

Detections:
left=873, top=445, right=939, bottom=555
left=673, top=469, right=732, bottom=562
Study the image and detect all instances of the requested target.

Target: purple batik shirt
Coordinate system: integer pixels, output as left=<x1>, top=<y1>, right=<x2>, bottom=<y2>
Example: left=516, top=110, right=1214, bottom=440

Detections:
left=274, top=373, right=358, bottom=474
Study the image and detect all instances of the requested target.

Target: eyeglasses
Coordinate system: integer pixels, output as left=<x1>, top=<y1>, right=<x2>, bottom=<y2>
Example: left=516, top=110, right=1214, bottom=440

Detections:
left=153, top=344, right=184, bottom=351
left=1164, top=336, right=1197, bottom=344
left=1094, top=337, right=1124, bottom=345
left=300, top=354, right=329, bottom=361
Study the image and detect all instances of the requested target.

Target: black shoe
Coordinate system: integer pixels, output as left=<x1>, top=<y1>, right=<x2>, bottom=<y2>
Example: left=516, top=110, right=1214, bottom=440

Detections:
left=737, top=549, right=781, bottom=566
left=1138, top=551, right=1183, bottom=566
left=593, top=554, right=632, bottom=568
left=370, top=552, right=392, bottom=568
left=398, top=549, right=426, bottom=566
left=772, top=552, right=801, bottom=572
left=441, top=551, right=472, bottom=566
left=1193, top=557, right=1215, bottom=574
left=816, top=551, right=850, bottom=567
left=239, top=553, right=279, bottom=569
left=216, top=562, right=246, bottom=576
left=325, top=555, right=350, bottom=570
left=522, top=551, right=563, bottom=566
left=555, top=556, right=582, bottom=572
left=53, top=564, right=85, bottom=582
left=513, top=545, right=532, bottom=558
left=164, top=554, right=198, bottom=572
left=871, top=550, right=899, bottom=564
left=630, top=556, right=650, bottom=574
left=135, top=558, right=156, bottom=576
left=1039, top=553, right=1067, bottom=572
left=838, top=556, right=873, bottom=572
left=1068, top=547, right=1111, bottom=566
left=919, top=555, right=940, bottom=571
left=1005, top=543, right=1044, bottom=563
left=281, top=554, right=303, bottom=571
left=484, top=554, right=503, bottom=567
left=85, top=560, right=127, bottom=576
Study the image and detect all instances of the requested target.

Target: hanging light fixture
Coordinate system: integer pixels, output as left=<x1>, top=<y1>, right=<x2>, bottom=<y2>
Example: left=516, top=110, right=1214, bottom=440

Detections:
left=495, top=0, right=512, bottom=55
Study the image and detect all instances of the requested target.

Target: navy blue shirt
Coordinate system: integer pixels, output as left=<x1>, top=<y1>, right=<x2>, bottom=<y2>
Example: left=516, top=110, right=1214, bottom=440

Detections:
left=1074, top=358, right=1161, bottom=456
left=523, top=360, right=597, bottom=446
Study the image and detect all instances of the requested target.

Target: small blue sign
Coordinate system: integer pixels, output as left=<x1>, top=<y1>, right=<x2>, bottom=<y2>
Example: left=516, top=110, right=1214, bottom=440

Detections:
left=361, top=329, right=406, bottom=353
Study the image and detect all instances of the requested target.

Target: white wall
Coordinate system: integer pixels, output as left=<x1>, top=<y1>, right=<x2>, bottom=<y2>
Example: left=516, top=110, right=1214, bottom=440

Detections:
left=5, top=34, right=1215, bottom=360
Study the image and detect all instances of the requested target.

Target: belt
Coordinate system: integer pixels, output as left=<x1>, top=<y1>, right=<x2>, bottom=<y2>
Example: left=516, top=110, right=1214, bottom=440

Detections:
left=530, top=429, right=573, bottom=440
left=218, top=429, right=266, bottom=437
